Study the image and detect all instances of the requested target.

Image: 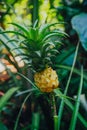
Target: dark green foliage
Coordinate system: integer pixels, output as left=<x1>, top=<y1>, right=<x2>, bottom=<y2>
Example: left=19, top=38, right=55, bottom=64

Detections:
left=0, top=122, right=8, bottom=130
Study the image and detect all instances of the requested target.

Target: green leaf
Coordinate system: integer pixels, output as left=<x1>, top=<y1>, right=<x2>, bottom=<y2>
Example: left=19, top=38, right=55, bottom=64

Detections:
left=17, top=72, right=37, bottom=89
left=0, top=122, right=8, bottom=130
left=48, top=49, right=59, bottom=54
left=31, top=112, right=40, bottom=130
left=33, top=20, right=38, bottom=28
left=6, top=39, right=18, bottom=43
left=69, top=66, right=83, bottom=130
left=5, top=0, right=15, bottom=4
left=33, top=51, right=41, bottom=57
left=38, top=22, right=65, bottom=41
left=41, top=42, right=55, bottom=55
left=28, top=28, right=38, bottom=40
left=55, top=65, right=87, bottom=81
left=43, top=57, right=51, bottom=63
left=0, top=87, right=19, bottom=111
left=71, top=13, right=87, bottom=51
left=53, top=30, right=68, bottom=37
left=54, top=115, right=58, bottom=130
left=57, top=42, right=79, bottom=130
left=0, top=27, right=23, bottom=55
left=55, top=47, right=75, bottom=64
left=39, top=23, right=56, bottom=35
left=39, top=22, right=64, bottom=36
left=8, top=23, right=29, bottom=36
left=54, top=89, right=87, bottom=128
left=0, top=40, right=23, bottom=68
left=15, top=88, right=37, bottom=96
left=42, top=32, right=65, bottom=42
left=14, top=93, right=32, bottom=130
left=0, top=30, right=26, bottom=38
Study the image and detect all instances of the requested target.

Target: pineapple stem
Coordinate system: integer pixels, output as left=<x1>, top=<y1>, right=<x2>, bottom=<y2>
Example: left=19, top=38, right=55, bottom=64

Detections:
left=50, top=92, right=59, bottom=130
left=50, top=92, right=57, bottom=116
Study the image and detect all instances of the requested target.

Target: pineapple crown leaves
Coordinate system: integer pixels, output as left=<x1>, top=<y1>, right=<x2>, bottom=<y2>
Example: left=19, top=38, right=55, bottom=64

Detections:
left=0, top=21, right=67, bottom=72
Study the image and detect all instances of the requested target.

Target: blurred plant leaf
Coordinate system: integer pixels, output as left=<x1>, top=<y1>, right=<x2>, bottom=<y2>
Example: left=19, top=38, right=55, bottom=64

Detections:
left=71, top=13, right=87, bottom=51
left=55, top=65, right=87, bottom=82
left=0, top=122, right=8, bottom=130
left=54, top=115, right=58, bottom=130
left=54, top=89, right=87, bottom=128
left=14, top=93, right=31, bottom=130
left=57, top=42, right=79, bottom=130
left=0, top=27, right=22, bottom=55
left=31, top=112, right=40, bottom=130
left=0, top=87, right=19, bottom=111
left=55, top=47, right=75, bottom=64
left=8, top=23, right=29, bottom=35
left=17, top=72, right=37, bottom=89
left=69, top=66, right=83, bottom=130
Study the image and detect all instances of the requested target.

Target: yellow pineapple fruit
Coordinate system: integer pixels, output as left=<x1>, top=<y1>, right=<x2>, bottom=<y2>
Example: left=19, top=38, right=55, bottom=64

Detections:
left=34, top=67, right=59, bottom=92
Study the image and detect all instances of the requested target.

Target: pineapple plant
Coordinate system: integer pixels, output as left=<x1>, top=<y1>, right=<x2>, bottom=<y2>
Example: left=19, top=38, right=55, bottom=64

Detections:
left=2, top=21, right=66, bottom=92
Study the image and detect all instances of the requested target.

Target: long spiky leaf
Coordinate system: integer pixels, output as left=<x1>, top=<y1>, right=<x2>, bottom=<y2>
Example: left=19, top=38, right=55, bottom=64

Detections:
left=8, top=23, right=29, bottom=36
left=42, top=32, right=66, bottom=42
left=39, top=22, right=65, bottom=35
left=54, top=89, right=87, bottom=128
left=57, top=42, right=79, bottom=130
left=0, top=31, right=27, bottom=38
left=69, top=66, right=83, bottom=130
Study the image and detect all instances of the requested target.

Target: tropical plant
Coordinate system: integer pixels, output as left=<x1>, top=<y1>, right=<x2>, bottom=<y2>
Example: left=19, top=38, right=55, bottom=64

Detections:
left=0, top=19, right=87, bottom=130
left=1, top=21, right=67, bottom=92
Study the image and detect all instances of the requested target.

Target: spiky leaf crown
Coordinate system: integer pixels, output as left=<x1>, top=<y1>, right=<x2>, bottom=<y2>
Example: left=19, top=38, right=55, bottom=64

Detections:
left=1, top=21, right=67, bottom=72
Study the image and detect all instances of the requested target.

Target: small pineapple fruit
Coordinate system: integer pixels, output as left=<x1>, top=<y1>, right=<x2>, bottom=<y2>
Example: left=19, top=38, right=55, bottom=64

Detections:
left=7, top=21, right=66, bottom=92
left=34, top=67, right=59, bottom=92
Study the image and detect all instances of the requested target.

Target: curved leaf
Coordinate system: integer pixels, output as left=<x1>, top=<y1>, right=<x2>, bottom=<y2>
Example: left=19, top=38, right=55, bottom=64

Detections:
left=8, top=23, right=29, bottom=35
left=0, top=87, right=19, bottom=111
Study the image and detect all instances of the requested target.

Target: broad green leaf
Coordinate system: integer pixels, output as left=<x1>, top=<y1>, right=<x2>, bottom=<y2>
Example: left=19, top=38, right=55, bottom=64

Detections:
left=71, top=13, right=87, bottom=51
left=0, top=87, right=19, bottom=111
